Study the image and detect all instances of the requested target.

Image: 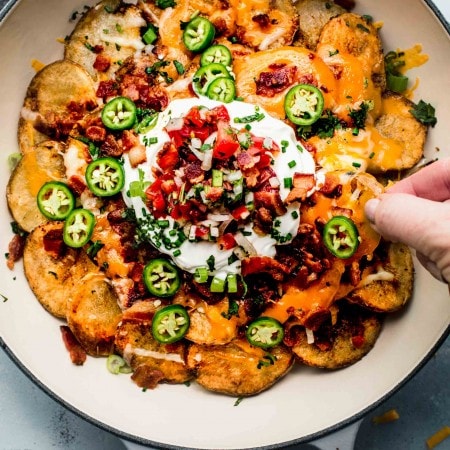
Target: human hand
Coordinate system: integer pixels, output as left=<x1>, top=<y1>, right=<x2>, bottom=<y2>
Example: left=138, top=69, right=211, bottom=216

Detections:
left=365, top=158, right=450, bottom=283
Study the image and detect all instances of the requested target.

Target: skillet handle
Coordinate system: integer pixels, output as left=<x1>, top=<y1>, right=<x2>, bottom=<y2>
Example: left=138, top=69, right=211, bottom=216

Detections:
left=119, top=420, right=362, bottom=449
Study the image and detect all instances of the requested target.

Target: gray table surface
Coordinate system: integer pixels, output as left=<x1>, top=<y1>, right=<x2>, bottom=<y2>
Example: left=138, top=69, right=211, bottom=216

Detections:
left=1, top=1, right=449, bottom=449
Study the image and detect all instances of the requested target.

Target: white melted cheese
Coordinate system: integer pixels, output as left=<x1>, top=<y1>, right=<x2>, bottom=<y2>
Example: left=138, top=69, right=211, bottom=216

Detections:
left=122, top=98, right=316, bottom=277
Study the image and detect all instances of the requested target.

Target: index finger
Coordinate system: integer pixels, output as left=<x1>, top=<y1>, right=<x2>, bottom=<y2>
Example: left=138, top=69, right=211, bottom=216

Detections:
left=387, top=158, right=450, bottom=201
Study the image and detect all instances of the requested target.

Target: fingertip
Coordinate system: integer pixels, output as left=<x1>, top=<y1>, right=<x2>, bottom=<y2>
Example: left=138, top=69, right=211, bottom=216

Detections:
left=364, top=198, right=380, bottom=223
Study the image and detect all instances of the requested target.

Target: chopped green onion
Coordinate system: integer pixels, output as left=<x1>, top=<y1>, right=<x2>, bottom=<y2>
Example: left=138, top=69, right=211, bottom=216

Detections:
left=284, top=177, right=293, bottom=189
left=210, top=275, right=226, bottom=293
left=194, top=267, right=209, bottom=283
left=212, top=169, right=223, bottom=187
left=288, top=160, right=296, bottom=168
left=107, top=354, right=132, bottom=374
left=143, top=25, right=158, bottom=45
left=227, top=274, right=238, bottom=293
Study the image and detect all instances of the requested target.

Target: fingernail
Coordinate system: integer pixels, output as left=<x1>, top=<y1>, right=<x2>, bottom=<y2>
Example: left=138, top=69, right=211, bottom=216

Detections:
left=365, top=198, right=380, bottom=223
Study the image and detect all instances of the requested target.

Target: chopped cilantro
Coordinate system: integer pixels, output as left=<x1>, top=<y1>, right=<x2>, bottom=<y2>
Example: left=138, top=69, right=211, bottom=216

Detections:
left=156, top=0, right=176, bottom=9
left=410, top=100, right=437, bottom=127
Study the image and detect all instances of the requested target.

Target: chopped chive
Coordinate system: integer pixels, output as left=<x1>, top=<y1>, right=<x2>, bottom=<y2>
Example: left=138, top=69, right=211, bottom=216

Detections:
left=283, top=177, right=293, bottom=189
left=291, top=210, right=299, bottom=219
left=173, top=249, right=181, bottom=257
left=288, top=160, right=296, bottom=168
left=369, top=152, right=375, bottom=159
left=352, top=161, right=362, bottom=168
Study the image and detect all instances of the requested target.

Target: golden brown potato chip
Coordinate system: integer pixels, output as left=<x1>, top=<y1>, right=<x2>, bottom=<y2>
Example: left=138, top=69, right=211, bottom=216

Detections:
left=348, top=242, right=414, bottom=312
left=115, top=301, right=192, bottom=386
left=187, top=338, right=294, bottom=396
left=7, top=140, right=67, bottom=233
left=291, top=301, right=383, bottom=369
left=64, top=0, right=146, bottom=80
left=23, top=222, right=77, bottom=318
left=18, top=60, right=97, bottom=152
left=67, top=273, right=122, bottom=356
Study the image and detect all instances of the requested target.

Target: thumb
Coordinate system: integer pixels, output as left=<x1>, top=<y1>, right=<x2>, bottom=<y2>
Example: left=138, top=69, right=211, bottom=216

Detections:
left=365, top=193, right=450, bottom=282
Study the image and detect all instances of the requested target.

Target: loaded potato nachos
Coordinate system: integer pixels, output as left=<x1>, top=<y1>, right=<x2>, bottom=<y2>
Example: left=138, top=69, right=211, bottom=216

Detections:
left=5, top=0, right=436, bottom=396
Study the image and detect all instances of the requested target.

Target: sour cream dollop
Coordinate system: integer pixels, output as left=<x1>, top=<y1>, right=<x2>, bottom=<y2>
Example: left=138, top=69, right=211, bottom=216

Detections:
left=122, top=98, right=316, bottom=279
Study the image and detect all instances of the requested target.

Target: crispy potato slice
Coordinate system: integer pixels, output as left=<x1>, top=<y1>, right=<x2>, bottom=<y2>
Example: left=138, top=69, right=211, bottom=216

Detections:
left=64, top=0, right=146, bottom=80
left=114, top=301, right=192, bottom=386
left=318, top=13, right=385, bottom=90
left=348, top=242, right=414, bottom=313
left=186, top=338, right=294, bottom=396
left=67, top=273, right=122, bottom=356
left=18, top=60, right=97, bottom=152
left=294, top=0, right=345, bottom=50
left=291, top=301, right=383, bottom=369
left=23, top=222, right=77, bottom=318
left=183, top=298, right=240, bottom=345
left=7, top=140, right=67, bottom=233
left=370, top=91, right=427, bottom=173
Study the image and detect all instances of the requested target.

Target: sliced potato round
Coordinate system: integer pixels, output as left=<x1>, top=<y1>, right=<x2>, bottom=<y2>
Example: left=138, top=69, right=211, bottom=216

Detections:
left=7, top=140, right=67, bottom=233
left=347, top=242, right=414, bottom=313
left=64, top=0, right=146, bottom=80
left=294, top=0, right=345, bottom=50
left=18, top=60, right=97, bottom=152
left=23, top=221, right=78, bottom=318
left=114, top=301, right=192, bottom=386
left=318, top=13, right=385, bottom=90
left=186, top=338, right=294, bottom=396
left=67, top=273, right=122, bottom=356
left=291, top=301, right=383, bottom=369
left=370, top=91, right=427, bottom=173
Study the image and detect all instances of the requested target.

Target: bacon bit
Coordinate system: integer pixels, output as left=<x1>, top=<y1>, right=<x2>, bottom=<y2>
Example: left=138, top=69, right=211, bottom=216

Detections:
left=121, top=130, right=139, bottom=151
left=350, top=261, right=361, bottom=286
left=68, top=175, right=87, bottom=196
left=184, top=161, right=204, bottom=183
left=256, top=65, right=297, bottom=97
left=303, top=308, right=331, bottom=331
left=334, top=0, right=356, bottom=10
left=205, top=186, right=224, bottom=202
left=43, top=228, right=66, bottom=258
left=6, top=234, right=26, bottom=270
left=320, top=172, right=343, bottom=198
left=101, top=134, right=123, bottom=157
left=157, top=142, right=180, bottom=173
left=96, top=80, right=119, bottom=99
left=254, top=191, right=287, bottom=216
left=236, top=151, right=256, bottom=170
left=121, top=83, right=140, bottom=102
left=252, top=13, right=270, bottom=28
left=241, top=256, right=290, bottom=281
left=128, top=143, right=147, bottom=168
left=93, top=54, right=111, bottom=73
left=85, top=125, right=107, bottom=142
left=351, top=334, right=366, bottom=348
left=285, top=173, right=315, bottom=204
left=131, top=364, right=165, bottom=389
left=60, top=325, right=87, bottom=366
left=331, top=206, right=353, bottom=218
left=242, top=166, right=260, bottom=188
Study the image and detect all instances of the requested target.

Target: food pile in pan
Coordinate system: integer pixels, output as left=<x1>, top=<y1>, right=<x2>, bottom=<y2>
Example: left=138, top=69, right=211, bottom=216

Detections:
left=6, top=0, right=435, bottom=396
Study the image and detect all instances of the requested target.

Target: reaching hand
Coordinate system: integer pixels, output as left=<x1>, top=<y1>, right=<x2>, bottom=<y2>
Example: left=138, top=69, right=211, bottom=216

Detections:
left=365, top=158, right=450, bottom=283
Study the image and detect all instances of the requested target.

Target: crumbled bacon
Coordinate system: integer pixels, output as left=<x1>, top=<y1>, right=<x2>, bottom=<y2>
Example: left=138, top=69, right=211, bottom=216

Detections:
left=85, top=125, right=107, bottom=142
left=254, top=190, right=287, bottom=216
left=96, top=80, right=119, bottom=99
left=242, top=256, right=290, bottom=281
left=131, top=365, right=165, bottom=389
left=93, top=54, right=111, bottom=73
left=256, top=65, right=297, bottom=97
left=184, top=161, right=204, bottom=184
left=101, top=134, right=123, bottom=157
left=6, top=234, right=26, bottom=270
left=285, top=173, right=315, bottom=204
left=68, top=175, right=87, bottom=196
left=320, top=172, right=343, bottom=198
left=43, top=228, right=66, bottom=258
left=60, top=325, right=87, bottom=366
left=252, top=13, right=270, bottom=28
left=157, top=142, right=179, bottom=173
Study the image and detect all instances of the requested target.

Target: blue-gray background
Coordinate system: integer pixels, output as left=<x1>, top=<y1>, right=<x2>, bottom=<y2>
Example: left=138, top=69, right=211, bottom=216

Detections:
left=0, top=0, right=448, bottom=448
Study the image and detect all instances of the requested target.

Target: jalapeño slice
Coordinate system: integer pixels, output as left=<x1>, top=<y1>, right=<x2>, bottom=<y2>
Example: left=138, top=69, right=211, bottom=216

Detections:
left=101, top=96, right=137, bottom=131
left=206, top=77, right=236, bottom=103
left=323, top=215, right=360, bottom=259
left=37, top=181, right=75, bottom=220
left=284, top=84, right=324, bottom=126
left=200, top=44, right=232, bottom=67
left=63, top=208, right=95, bottom=248
left=85, top=157, right=125, bottom=197
left=152, top=304, right=190, bottom=344
left=182, top=16, right=215, bottom=53
left=143, top=258, right=181, bottom=298
left=192, top=63, right=231, bottom=97
left=246, top=317, right=284, bottom=349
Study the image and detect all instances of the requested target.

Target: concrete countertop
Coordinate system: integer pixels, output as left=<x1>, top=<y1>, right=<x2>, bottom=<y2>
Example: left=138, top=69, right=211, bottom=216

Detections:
left=0, top=1, right=449, bottom=449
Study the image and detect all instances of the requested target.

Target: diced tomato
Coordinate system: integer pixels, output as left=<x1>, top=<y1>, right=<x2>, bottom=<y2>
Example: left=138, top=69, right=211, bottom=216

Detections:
left=213, top=121, right=240, bottom=160
left=184, top=106, right=205, bottom=128
left=256, top=152, right=272, bottom=169
left=205, top=104, right=231, bottom=122
left=218, top=233, right=236, bottom=250
left=195, top=225, right=210, bottom=239
left=231, top=204, right=251, bottom=220
left=157, top=142, right=179, bottom=172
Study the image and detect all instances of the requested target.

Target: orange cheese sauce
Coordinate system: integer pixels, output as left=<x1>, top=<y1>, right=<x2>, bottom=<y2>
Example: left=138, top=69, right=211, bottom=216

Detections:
left=22, top=152, right=58, bottom=196
left=235, top=46, right=337, bottom=119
